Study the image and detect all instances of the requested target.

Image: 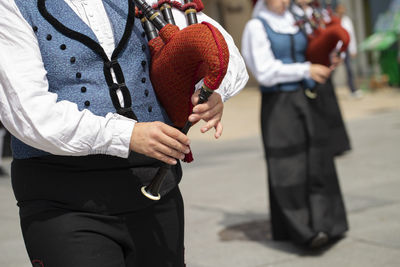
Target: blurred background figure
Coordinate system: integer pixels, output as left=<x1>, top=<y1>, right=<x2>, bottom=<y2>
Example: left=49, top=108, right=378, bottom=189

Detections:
left=241, top=0, right=348, bottom=249
left=0, top=121, right=7, bottom=177
left=291, top=0, right=352, bottom=156
left=335, top=3, right=363, bottom=98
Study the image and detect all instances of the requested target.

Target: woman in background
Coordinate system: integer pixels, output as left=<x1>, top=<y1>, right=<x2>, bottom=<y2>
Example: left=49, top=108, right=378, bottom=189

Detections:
left=0, top=121, right=6, bottom=177
left=242, top=0, right=348, bottom=248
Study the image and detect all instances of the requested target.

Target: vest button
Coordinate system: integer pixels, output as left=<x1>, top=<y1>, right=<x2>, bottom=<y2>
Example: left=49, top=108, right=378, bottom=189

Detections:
left=148, top=106, right=152, bottom=112
left=141, top=60, right=146, bottom=67
left=32, top=26, right=38, bottom=32
left=81, top=87, right=87, bottom=93
left=141, top=78, right=146, bottom=83
left=142, top=44, right=146, bottom=51
left=70, top=57, right=76, bottom=64
left=76, top=72, right=82, bottom=79
left=60, top=44, right=67, bottom=50
left=141, top=32, right=146, bottom=38
left=144, top=89, right=149, bottom=97
left=46, top=34, right=52, bottom=41
left=84, top=101, right=90, bottom=107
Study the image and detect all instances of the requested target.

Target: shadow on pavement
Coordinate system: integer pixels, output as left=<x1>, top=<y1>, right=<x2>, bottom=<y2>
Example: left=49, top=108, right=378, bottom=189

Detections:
left=218, top=216, right=345, bottom=256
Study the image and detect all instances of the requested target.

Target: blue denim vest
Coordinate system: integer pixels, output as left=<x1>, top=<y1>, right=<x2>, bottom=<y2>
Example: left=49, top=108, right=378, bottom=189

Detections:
left=257, top=16, right=315, bottom=93
left=13, top=0, right=170, bottom=158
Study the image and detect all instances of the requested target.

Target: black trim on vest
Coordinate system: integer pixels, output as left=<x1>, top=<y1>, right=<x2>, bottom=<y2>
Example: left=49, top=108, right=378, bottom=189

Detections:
left=289, top=34, right=297, bottom=63
left=112, top=0, right=136, bottom=60
left=37, top=0, right=138, bottom=121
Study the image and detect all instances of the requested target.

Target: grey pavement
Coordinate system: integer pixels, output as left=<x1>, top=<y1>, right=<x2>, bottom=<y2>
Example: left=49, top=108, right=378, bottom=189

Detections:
left=1, top=88, right=400, bottom=266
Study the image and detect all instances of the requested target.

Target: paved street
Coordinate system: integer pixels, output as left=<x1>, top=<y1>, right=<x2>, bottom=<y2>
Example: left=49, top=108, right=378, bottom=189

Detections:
left=1, top=86, right=400, bottom=266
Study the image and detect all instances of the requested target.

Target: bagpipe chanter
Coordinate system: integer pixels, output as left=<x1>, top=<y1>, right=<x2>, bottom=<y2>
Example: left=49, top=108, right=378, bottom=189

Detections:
left=135, top=0, right=230, bottom=199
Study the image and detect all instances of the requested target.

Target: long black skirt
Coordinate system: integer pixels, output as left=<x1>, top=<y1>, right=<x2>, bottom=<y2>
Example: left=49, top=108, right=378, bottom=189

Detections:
left=260, top=88, right=348, bottom=245
left=317, top=79, right=351, bottom=156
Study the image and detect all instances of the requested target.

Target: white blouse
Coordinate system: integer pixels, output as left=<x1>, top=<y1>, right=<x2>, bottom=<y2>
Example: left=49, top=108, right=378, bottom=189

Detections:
left=0, top=0, right=248, bottom=158
left=241, top=1, right=311, bottom=87
left=341, top=15, right=357, bottom=56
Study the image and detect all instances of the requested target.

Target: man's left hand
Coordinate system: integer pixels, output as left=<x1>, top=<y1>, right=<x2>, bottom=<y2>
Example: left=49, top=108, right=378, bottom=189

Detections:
left=188, top=90, right=224, bottom=139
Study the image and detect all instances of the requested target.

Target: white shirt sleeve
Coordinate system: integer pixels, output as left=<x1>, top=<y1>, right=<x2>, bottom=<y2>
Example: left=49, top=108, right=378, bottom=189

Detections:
left=0, top=0, right=135, bottom=158
left=341, top=16, right=357, bottom=56
left=241, top=19, right=311, bottom=88
left=195, top=12, right=249, bottom=102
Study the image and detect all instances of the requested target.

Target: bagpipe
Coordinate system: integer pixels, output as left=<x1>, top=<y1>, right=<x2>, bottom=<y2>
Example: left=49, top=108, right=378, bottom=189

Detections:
left=134, top=0, right=230, bottom=200
left=294, top=0, right=350, bottom=67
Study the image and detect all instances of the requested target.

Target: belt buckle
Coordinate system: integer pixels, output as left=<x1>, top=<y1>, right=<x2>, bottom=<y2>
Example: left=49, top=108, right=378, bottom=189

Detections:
left=305, top=88, right=317, bottom=99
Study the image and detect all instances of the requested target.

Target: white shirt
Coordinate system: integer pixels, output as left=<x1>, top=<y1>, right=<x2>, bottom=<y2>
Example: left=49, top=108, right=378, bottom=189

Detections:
left=0, top=0, right=248, bottom=158
left=340, top=15, right=357, bottom=56
left=290, top=4, right=314, bottom=35
left=241, top=1, right=311, bottom=87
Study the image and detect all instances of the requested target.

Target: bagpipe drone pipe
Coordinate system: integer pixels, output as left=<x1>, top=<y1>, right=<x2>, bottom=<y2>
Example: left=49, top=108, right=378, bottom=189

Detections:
left=299, top=0, right=350, bottom=66
left=134, top=0, right=230, bottom=200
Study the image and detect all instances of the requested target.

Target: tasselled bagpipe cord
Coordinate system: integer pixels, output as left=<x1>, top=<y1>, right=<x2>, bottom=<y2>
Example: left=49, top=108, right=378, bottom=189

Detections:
left=135, top=0, right=228, bottom=200
left=290, top=3, right=318, bottom=99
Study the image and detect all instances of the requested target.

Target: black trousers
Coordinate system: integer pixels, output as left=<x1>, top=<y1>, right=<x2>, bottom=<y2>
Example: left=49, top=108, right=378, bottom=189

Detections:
left=20, top=187, right=185, bottom=267
left=344, top=51, right=357, bottom=93
left=261, top=88, right=348, bottom=245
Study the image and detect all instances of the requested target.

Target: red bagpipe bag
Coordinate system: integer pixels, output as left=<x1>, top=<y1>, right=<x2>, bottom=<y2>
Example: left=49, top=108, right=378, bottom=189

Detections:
left=146, top=1, right=229, bottom=129
left=135, top=0, right=229, bottom=162
left=304, top=3, right=350, bottom=66
left=148, top=23, right=229, bottom=128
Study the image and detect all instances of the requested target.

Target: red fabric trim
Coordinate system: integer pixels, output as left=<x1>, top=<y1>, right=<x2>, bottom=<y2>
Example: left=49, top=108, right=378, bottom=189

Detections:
left=32, top=259, right=44, bottom=267
left=181, top=2, right=197, bottom=10
left=201, top=22, right=226, bottom=90
left=192, top=0, right=204, bottom=11
left=155, top=0, right=171, bottom=8
left=183, top=150, right=194, bottom=163
left=151, top=0, right=204, bottom=12
left=135, top=7, right=141, bottom=17
left=171, top=1, right=183, bottom=9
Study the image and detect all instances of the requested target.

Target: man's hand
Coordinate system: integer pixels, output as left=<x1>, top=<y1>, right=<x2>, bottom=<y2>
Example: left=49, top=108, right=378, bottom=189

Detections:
left=130, top=122, right=191, bottom=165
left=310, top=64, right=332, bottom=84
left=188, top=90, right=224, bottom=139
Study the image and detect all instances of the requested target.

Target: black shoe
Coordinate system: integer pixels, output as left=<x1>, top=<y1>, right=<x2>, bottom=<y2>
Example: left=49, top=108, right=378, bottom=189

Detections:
left=0, top=166, right=8, bottom=177
left=308, top=232, right=329, bottom=249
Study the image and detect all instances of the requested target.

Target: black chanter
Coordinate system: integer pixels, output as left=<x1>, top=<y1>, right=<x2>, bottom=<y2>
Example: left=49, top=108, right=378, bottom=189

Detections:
left=134, top=0, right=216, bottom=200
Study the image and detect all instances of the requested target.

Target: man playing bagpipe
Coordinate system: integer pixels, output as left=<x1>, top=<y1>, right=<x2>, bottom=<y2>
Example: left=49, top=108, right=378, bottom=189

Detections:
left=0, top=0, right=248, bottom=266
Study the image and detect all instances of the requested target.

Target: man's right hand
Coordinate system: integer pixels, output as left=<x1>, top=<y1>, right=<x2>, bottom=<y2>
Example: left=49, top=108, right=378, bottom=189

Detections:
left=310, top=64, right=332, bottom=84
left=129, top=122, right=191, bottom=165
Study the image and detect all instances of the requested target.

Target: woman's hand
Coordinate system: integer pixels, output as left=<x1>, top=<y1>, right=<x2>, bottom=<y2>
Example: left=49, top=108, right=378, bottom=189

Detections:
left=130, top=122, right=191, bottom=165
left=310, top=64, right=332, bottom=84
left=329, top=52, right=344, bottom=70
left=188, top=90, right=224, bottom=139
